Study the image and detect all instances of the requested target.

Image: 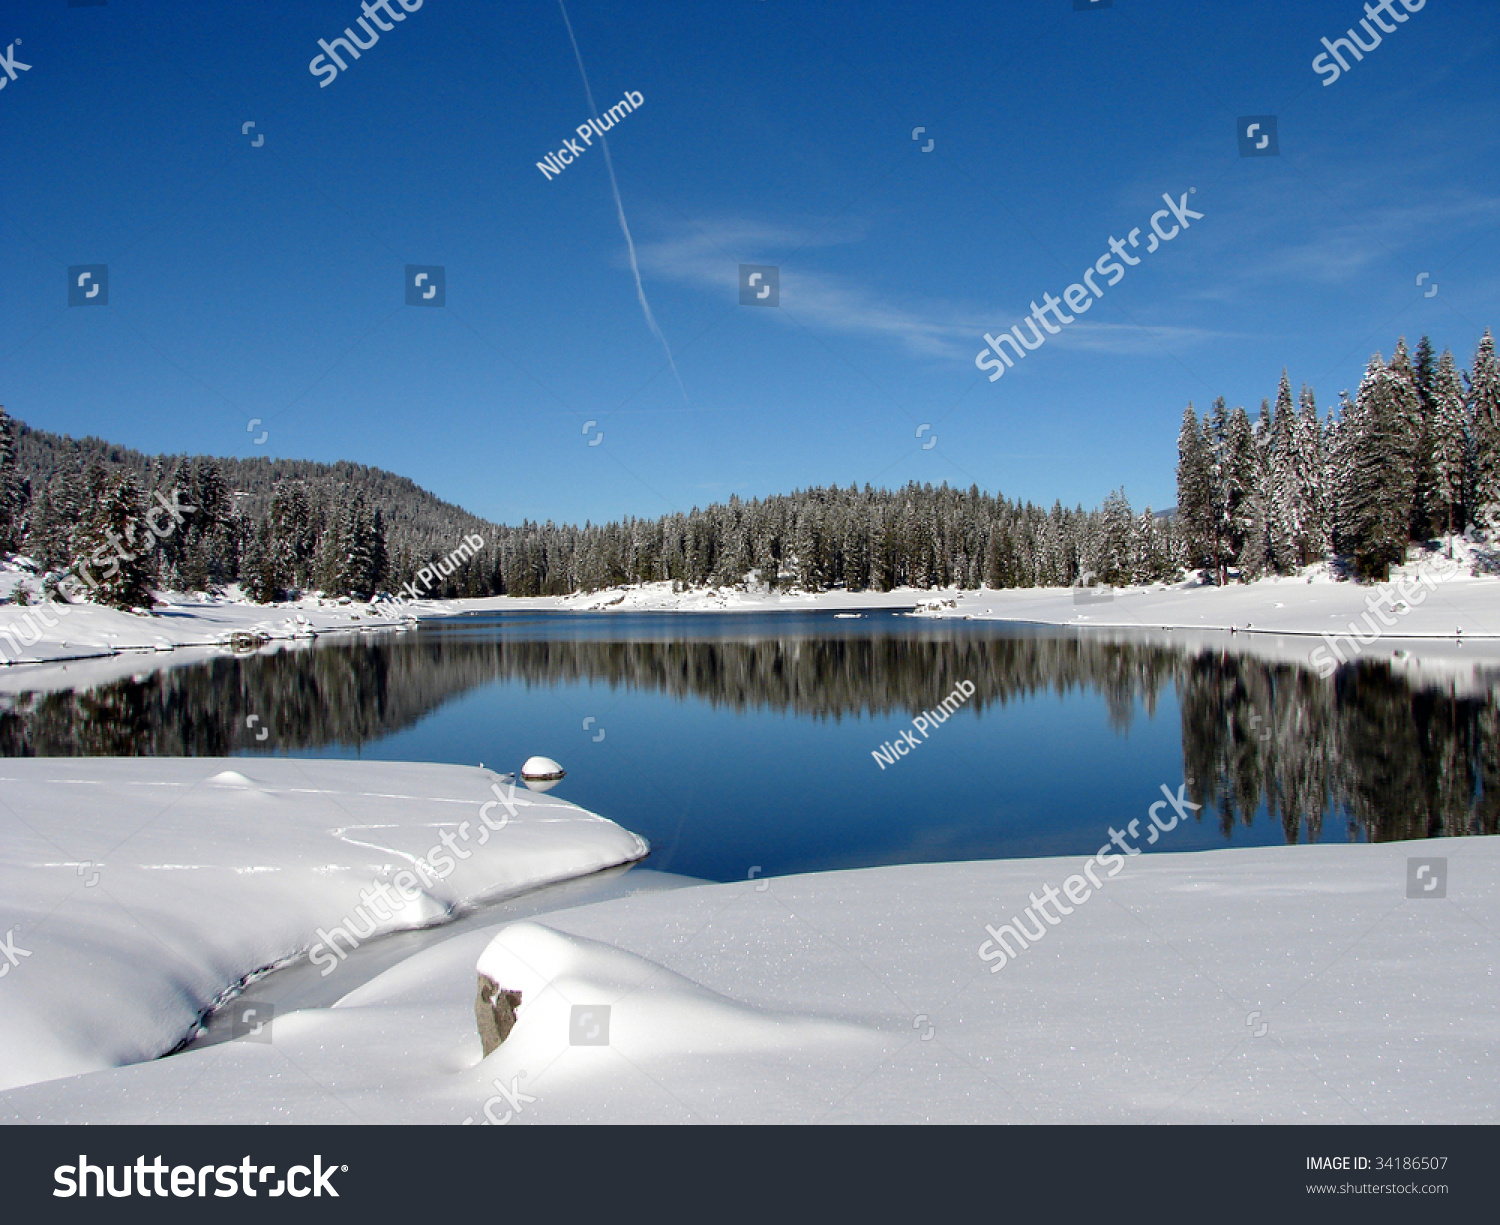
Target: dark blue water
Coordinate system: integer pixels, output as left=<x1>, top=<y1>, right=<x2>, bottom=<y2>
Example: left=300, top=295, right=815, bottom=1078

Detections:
left=7, top=610, right=1488, bottom=881
left=226, top=611, right=1485, bottom=880
left=333, top=619, right=1186, bottom=880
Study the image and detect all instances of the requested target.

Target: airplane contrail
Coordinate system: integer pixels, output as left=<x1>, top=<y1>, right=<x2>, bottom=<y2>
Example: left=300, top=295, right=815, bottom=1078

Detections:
left=556, top=0, right=690, bottom=408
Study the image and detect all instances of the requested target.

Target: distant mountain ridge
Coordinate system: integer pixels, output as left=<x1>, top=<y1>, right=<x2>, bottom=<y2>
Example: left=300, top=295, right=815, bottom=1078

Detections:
left=10, top=419, right=495, bottom=545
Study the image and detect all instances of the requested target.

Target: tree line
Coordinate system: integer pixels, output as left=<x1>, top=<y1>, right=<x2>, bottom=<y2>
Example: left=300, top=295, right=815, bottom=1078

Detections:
left=1, top=327, right=1495, bottom=609
left=1176, top=331, right=1500, bottom=582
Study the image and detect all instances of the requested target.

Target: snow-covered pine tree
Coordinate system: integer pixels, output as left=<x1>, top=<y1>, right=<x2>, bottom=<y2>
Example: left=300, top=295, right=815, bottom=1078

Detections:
left=1468, top=328, right=1500, bottom=529
left=1268, top=371, right=1299, bottom=572
left=1413, top=335, right=1438, bottom=536
left=1130, top=508, right=1167, bottom=584
left=1205, top=398, right=1233, bottom=583
left=240, top=518, right=284, bottom=603
left=369, top=507, right=389, bottom=595
left=1387, top=339, right=1425, bottom=542
left=1345, top=354, right=1409, bottom=580
left=1296, top=385, right=1328, bottom=562
left=1224, top=405, right=1259, bottom=577
left=70, top=468, right=157, bottom=609
left=1429, top=348, right=1468, bottom=554
left=1087, top=488, right=1132, bottom=585
left=1175, top=403, right=1214, bottom=578
left=0, top=405, right=23, bottom=554
left=791, top=507, right=820, bottom=591
left=1326, top=393, right=1354, bottom=556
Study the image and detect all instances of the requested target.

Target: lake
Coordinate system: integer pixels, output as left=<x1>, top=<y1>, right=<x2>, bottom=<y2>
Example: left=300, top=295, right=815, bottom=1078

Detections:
left=2, top=610, right=1495, bottom=882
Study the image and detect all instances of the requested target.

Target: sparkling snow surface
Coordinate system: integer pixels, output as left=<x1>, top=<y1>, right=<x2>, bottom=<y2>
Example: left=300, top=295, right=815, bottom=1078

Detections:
left=2, top=834, right=1494, bottom=1123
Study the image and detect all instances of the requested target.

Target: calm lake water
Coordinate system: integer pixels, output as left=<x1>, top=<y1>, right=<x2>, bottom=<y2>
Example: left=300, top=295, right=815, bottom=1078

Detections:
left=4, top=610, right=1496, bottom=882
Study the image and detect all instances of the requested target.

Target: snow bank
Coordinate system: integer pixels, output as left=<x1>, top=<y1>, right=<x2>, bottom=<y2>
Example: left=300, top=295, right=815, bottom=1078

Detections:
left=0, top=757, right=647, bottom=1092
left=911, top=573, right=1500, bottom=640
left=4, top=834, right=1494, bottom=1123
left=9, top=559, right=1498, bottom=678
left=0, top=588, right=439, bottom=668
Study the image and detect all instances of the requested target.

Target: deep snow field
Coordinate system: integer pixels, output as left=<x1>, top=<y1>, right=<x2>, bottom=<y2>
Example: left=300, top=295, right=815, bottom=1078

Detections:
left=1, top=820, right=1494, bottom=1124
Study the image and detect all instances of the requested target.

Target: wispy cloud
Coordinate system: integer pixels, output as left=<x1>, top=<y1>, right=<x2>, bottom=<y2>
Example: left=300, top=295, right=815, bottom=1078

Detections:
left=1229, top=191, right=1500, bottom=285
left=637, top=218, right=1228, bottom=361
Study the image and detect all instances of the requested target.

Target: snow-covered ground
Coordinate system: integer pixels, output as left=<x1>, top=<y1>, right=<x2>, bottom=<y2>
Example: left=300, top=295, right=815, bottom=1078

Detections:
left=0, top=579, right=453, bottom=668
left=473, top=548, right=1500, bottom=642
left=0, top=757, right=647, bottom=1093
left=2, top=834, right=1494, bottom=1124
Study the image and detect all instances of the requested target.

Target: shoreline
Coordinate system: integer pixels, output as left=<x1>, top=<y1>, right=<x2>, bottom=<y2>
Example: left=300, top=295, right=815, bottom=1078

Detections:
left=2, top=566, right=1499, bottom=677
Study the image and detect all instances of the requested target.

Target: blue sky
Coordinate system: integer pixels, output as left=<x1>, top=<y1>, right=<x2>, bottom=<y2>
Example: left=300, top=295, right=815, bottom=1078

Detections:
left=2, top=0, right=1497, bottom=526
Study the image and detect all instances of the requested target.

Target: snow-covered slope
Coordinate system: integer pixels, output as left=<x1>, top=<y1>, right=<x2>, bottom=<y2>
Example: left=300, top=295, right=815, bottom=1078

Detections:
left=3, top=834, right=1494, bottom=1123
left=0, top=757, right=647, bottom=1092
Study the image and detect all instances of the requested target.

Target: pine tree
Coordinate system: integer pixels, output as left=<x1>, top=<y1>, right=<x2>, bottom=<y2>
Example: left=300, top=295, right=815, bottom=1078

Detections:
left=1296, top=386, right=1328, bottom=562
left=270, top=482, right=316, bottom=591
left=1413, top=335, right=1438, bottom=536
left=1268, top=371, right=1299, bottom=572
left=1086, top=488, right=1132, bottom=585
left=1175, top=403, right=1214, bottom=578
left=69, top=468, right=157, bottom=609
left=1387, top=339, right=1425, bottom=541
left=1429, top=349, right=1468, bottom=553
left=1223, top=405, right=1259, bottom=577
left=0, top=405, right=23, bottom=554
left=1345, top=355, right=1409, bottom=580
left=240, top=519, right=283, bottom=603
left=369, top=507, right=389, bottom=594
left=1468, top=328, right=1500, bottom=528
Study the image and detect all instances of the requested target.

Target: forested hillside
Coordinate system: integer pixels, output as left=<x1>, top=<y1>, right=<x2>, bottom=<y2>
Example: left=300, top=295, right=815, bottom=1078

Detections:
left=0, top=327, right=1495, bottom=608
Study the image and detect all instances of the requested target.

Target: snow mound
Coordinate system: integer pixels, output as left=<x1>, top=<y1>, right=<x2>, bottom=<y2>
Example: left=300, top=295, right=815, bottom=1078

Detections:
left=471, top=921, right=877, bottom=1062
left=0, top=757, right=648, bottom=1093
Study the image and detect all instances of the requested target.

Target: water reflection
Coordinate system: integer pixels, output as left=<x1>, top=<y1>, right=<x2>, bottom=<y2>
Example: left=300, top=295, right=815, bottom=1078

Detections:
left=1, top=616, right=1495, bottom=846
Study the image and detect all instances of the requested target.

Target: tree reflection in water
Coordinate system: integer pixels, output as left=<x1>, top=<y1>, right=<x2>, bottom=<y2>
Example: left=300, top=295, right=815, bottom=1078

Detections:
left=1, top=623, right=1494, bottom=845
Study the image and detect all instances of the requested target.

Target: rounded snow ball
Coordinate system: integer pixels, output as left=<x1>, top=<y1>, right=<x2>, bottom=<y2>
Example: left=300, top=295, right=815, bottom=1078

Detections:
left=520, top=755, right=566, bottom=792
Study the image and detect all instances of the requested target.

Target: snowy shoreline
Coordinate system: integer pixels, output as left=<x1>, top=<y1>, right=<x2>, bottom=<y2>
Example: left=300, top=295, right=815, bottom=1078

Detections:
left=0, top=758, right=647, bottom=1093
left=0, top=586, right=434, bottom=669
left=4, top=550, right=1500, bottom=677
